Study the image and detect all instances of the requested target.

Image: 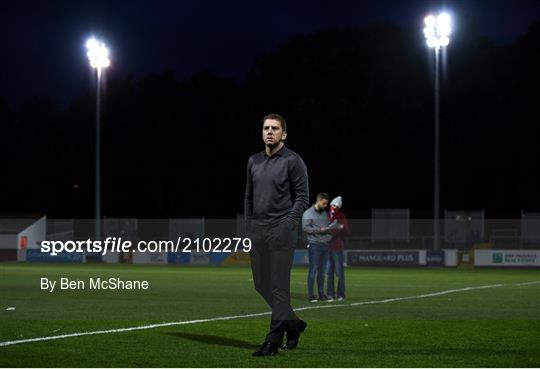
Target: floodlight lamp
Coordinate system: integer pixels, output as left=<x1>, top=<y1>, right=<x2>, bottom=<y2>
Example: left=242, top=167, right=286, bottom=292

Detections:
left=423, top=12, right=452, bottom=49
left=86, top=37, right=110, bottom=69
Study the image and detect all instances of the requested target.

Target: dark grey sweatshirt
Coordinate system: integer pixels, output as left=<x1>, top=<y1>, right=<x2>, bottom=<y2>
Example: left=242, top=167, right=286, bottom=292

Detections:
left=244, top=145, right=309, bottom=227
left=302, top=205, right=333, bottom=244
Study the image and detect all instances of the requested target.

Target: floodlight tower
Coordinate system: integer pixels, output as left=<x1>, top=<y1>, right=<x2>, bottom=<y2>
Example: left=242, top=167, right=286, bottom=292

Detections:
left=86, top=38, right=110, bottom=241
left=424, top=13, right=451, bottom=250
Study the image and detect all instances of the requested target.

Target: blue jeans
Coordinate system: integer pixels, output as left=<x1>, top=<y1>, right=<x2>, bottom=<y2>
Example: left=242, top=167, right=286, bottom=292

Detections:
left=327, top=249, right=345, bottom=298
left=307, top=242, right=329, bottom=297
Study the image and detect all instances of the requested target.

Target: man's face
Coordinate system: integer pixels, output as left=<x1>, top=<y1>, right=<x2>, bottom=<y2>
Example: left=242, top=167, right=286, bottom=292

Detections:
left=262, top=119, right=287, bottom=147
left=315, top=199, right=329, bottom=211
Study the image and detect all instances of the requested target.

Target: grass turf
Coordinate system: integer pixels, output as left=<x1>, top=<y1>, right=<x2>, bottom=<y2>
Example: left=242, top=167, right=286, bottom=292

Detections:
left=0, top=263, right=539, bottom=367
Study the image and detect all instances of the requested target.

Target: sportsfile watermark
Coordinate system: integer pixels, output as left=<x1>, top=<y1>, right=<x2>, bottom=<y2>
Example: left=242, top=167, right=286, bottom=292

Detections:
left=3, top=218, right=539, bottom=322
left=40, top=237, right=252, bottom=256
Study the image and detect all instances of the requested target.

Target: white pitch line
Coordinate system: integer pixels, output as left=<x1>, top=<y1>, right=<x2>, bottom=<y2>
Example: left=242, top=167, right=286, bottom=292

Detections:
left=0, top=311, right=271, bottom=348
left=0, top=283, right=506, bottom=348
left=293, top=283, right=504, bottom=312
left=515, top=280, right=540, bottom=286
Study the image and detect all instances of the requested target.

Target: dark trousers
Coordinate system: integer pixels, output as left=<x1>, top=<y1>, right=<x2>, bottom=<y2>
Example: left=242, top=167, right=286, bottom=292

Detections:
left=307, top=242, right=329, bottom=297
left=249, top=221, right=300, bottom=345
left=327, top=249, right=345, bottom=298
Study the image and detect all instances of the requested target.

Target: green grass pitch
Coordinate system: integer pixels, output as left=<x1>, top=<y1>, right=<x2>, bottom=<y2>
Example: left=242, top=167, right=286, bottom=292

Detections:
left=0, top=263, right=539, bottom=367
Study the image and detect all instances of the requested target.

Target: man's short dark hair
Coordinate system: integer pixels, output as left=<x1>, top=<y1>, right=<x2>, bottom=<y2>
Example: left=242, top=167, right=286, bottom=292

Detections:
left=263, top=113, right=287, bottom=132
left=316, top=193, right=329, bottom=201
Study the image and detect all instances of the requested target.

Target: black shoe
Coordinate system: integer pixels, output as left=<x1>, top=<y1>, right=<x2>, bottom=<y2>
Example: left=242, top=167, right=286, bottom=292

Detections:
left=308, top=295, right=318, bottom=302
left=282, top=320, right=307, bottom=350
left=252, top=341, right=279, bottom=356
left=318, top=294, right=330, bottom=301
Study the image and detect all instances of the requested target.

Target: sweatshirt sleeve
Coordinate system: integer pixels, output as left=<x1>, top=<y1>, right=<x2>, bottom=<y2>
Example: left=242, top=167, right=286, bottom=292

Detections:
left=244, top=157, right=254, bottom=225
left=335, top=214, right=350, bottom=236
left=286, top=155, right=309, bottom=224
left=302, top=210, right=320, bottom=234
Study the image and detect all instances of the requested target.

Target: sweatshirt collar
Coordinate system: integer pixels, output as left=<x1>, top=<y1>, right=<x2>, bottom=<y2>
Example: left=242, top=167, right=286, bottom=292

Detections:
left=262, top=144, right=286, bottom=158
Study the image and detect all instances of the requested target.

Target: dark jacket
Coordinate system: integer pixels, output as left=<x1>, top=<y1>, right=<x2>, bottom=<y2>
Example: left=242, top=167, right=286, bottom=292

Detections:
left=244, top=145, right=309, bottom=227
left=328, top=207, right=350, bottom=250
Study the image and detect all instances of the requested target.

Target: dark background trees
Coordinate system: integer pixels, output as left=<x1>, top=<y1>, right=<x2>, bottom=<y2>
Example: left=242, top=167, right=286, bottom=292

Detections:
left=1, top=21, right=539, bottom=219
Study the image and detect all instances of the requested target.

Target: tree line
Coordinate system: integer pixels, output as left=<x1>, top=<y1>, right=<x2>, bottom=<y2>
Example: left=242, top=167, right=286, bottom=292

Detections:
left=1, top=21, right=539, bottom=218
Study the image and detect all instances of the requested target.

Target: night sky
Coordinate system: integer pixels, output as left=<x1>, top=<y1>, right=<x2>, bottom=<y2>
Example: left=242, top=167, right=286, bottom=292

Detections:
left=2, top=0, right=539, bottom=109
left=2, top=0, right=539, bottom=219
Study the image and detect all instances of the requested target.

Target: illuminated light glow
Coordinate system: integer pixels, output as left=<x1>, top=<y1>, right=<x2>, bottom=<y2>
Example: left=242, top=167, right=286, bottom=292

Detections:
left=86, top=38, right=98, bottom=50
left=424, top=26, right=434, bottom=38
left=437, top=13, right=451, bottom=27
left=426, top=37, right=438, bottom=48
left=86, top=37, right=110, bottom=69
left=439, top=37, right=450, bottom=47
left=423, top=12, right=452, bottom=49
left=424, top=15, right=436, bottom=26
left=437, top=23, right=452, bottom=38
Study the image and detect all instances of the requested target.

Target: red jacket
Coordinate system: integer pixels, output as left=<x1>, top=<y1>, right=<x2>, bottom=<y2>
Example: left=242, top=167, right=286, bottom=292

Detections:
left=328, top=207, right=350, bottom=250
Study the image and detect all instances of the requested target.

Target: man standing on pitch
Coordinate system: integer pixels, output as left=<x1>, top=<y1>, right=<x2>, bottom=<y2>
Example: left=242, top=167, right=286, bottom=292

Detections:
left=245, top=113, right=310, bottom=356
left=303, top=192, right=333, bottom=302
